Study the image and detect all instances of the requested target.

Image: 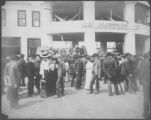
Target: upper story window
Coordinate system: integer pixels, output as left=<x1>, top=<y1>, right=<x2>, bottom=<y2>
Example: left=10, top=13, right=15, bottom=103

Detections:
left=2, top=9, right=6, bottom=26
left=32, top=11, right=40, bottom=27
left=53, top=1, right=83, bottom=22
left=18, top=10, right=26, bottom=26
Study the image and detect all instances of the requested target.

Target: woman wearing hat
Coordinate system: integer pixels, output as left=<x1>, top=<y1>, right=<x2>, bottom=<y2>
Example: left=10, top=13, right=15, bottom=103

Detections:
left=48, top=56, right=58, bottom=95
left=39, top=52, right=50, bottom=97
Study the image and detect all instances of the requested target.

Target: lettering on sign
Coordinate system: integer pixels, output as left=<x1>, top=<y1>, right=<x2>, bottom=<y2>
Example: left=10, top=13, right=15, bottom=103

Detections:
left=82, top=22, right=128, bottom=30
left=81, top=22, right=93, bottom=29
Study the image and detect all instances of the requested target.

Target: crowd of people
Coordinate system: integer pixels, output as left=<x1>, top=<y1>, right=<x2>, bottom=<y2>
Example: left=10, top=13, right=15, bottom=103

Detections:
left=2, top=46, right=150, bottom=119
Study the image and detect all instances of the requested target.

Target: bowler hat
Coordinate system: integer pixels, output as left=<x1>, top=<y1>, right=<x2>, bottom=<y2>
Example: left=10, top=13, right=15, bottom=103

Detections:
left=92, top=53, right=98, bottom=58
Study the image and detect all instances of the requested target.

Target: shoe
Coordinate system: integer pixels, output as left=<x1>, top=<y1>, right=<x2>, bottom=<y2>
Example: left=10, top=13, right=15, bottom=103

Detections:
left=109, top=93, right=113, bottom=96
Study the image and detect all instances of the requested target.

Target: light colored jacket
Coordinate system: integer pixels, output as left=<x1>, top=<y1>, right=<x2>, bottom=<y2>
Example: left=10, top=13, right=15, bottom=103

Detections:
left=5, top=61, right=20, bottom=87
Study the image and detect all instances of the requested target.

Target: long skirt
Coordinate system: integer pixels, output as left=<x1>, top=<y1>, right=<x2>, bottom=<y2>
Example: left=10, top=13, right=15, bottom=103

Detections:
left=47, top=68, right=58, bottom=95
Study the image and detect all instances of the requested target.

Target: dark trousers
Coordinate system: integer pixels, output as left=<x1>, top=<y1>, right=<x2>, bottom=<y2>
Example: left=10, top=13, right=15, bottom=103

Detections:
left=124, top=76, right=129, bottom=92
left=19, top=73, right=25, bottom=86
left=70, top=74, right=76, bottom=87
left=28, top=76, right=34, bottom=96
left=107, top=77, right=119, bottom=96
left=75, top=74, right=82, bottom=89
left=82, top=72, right=86, bottom=86
left=7, top=86, right=18, bottom=108
left=35, top=74, right=41, bottom=93
left=90, top=73, right=99, bottom=93
left=56, top=77, right=64, bottom=97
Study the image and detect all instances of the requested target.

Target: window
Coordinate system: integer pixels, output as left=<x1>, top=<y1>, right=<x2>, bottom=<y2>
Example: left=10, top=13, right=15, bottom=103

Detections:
left=2, top=9, right=6, bottom=26
left=18, top=10, right=26, bottom=26
left=32, top=11, right=40, bottom=27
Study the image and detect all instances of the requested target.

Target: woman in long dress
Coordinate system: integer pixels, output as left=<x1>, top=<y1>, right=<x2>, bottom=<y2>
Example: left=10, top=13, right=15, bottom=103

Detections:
left=84, top=57, right=93, bottom=90
left=48, top=58, right=58, bottom=95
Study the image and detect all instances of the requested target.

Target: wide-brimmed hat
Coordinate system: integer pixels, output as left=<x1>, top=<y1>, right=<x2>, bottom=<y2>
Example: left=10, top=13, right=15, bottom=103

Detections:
left=41, top=52, right=51, bottom=58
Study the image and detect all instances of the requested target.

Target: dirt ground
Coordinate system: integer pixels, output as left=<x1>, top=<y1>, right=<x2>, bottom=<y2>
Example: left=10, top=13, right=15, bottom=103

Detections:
left=1, top=79, right=144, bottom=119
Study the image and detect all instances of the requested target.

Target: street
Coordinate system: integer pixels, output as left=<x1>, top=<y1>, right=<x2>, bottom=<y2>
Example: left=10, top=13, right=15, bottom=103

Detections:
left=2, top=80, right=144, bottom=119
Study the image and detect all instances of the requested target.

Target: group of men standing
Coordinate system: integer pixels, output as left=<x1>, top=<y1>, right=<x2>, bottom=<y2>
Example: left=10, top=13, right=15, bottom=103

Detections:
left=2, top=46, right=150, bottom=119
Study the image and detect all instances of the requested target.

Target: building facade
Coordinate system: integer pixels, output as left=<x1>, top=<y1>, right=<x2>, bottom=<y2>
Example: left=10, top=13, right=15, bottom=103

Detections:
left=1, top=1, right=150, bottom=59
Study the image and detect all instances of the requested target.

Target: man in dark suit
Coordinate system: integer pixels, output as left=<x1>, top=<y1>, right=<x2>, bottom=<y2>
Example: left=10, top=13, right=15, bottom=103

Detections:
left=103, top=52, right=119, bottom=96
left=120, top=53, right=132, bottom=92
left=26, top=54, right=36, bottom=97
left=74, top=54, right=83, bottom=89
left=17, top=54, right=26, bottom=86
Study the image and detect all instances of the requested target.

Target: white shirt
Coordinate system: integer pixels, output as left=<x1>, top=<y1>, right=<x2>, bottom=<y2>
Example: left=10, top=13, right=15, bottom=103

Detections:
left=40, top=60, right=49, bottom=78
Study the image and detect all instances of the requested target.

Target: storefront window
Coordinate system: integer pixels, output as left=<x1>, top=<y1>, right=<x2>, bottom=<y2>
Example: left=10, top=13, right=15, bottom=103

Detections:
left=32, top=11, right=40, bottom=27
left=18, top=10, right=26, bottom=26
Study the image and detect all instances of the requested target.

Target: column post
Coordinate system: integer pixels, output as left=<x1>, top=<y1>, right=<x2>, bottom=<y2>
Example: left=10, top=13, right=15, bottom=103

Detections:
left=83, top=1, right=96, bottom=55
left=124, top=1, right=136, bottom=55
left=41, top=2, right=53, bottom=47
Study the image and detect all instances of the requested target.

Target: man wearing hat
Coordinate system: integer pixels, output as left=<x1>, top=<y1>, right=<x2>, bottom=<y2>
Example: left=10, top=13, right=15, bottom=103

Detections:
left=120, top=53, right=132, bottom=93
left=17, top=54, right=26, bottom=86
left=26, top=54, right=36, bottom=97
left=74, top=54, right=84, bottom=89
left=89, top=53, right=101, bottom=94
left=103, top=52, right=119, bottom=96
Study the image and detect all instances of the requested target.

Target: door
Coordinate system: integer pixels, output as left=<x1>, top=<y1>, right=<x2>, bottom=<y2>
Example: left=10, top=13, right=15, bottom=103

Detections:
left=27, top=38, right=41, bottom=56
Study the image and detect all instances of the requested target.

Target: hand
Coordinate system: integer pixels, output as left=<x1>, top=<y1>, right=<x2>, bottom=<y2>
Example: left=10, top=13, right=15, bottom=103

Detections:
left=129, top=74, right=132, bottom=77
